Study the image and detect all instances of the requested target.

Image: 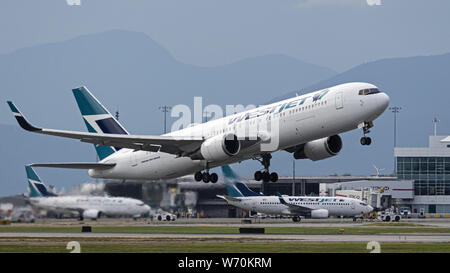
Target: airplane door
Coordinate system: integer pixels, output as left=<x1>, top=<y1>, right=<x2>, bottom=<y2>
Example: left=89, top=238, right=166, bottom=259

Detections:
left=335, top=91, right=343, bottom=109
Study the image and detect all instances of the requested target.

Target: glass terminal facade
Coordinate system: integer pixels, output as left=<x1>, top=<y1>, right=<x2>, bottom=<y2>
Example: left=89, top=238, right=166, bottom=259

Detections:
left=397, top=156, right=450, bottom=195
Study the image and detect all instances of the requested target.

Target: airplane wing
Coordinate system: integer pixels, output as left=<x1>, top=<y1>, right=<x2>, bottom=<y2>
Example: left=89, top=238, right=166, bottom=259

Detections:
left=29, top=163, right=116, bottom=170
left=278, top=196, right=312, bottom=214
left=7, top=101, right=204, bottom=156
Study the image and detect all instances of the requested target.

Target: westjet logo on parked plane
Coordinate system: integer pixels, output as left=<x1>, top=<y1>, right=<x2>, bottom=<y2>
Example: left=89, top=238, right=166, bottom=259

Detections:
left=287, top=197, right=345, bottom=203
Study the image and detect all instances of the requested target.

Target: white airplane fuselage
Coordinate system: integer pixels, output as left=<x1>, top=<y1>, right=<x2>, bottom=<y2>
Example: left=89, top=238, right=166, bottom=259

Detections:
left=30, top=196, right=151, bottom=218
left=89, top=82, right=389, bottom=180
left=226, top=196, right=373, bottom=218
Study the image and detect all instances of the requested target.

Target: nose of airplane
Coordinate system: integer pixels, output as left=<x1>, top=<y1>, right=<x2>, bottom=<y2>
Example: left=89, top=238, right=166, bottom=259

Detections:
left=377, top=92, right=390, bottom=111
left=367, top=205, right=374, bottom=212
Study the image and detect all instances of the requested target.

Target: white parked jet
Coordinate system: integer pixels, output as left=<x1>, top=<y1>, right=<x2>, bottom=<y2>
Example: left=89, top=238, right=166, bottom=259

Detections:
left=24, top=166, right=151, bottom=220
left=7, top=82, right=389, bottom=183
left=217, top=165, right=373, bottom=222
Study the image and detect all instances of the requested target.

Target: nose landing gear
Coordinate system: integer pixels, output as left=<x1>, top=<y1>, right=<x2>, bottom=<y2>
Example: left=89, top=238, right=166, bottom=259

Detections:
left=360, top=136, right=372, bottom=146
left=254, top=154, right=278, bottom=182
left=360, top=121, right=373, bottom=146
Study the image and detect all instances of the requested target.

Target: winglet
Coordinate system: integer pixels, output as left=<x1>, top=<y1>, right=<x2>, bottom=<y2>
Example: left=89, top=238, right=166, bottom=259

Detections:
left=6, top=101, right=41, bottom=132
left=278, top=195, right=287, bottom=205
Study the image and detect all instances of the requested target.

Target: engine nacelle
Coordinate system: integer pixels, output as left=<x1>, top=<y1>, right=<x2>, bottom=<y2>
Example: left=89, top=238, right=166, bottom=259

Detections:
left=294, top=135, right=342, bottom=161
left=199, top=133, right=240, bottom=162
left=82, top=209, right=101, bottom=219
left=311, top=209, right=329, bottom=219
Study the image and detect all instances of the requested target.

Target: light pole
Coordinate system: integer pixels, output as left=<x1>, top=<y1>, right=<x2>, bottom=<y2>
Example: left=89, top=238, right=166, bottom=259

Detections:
left=292, top=159, right=296, bottom=195
left=433, top=117, right=440, bottom=136
left=203, top=110, right=210, bottom=123
left=389, top=106, right=401, bottom=174
left=115, top=108, right=119, bottom=121
left=159, top=105, right=171, bottom=134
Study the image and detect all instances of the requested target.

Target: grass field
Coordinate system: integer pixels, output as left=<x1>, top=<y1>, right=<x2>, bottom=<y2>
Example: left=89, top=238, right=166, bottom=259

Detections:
left=2, top=225, right=450, bottom=235
left=1, top=238, right=450, bottom=253
left=2, top=223, right=450, bottom=253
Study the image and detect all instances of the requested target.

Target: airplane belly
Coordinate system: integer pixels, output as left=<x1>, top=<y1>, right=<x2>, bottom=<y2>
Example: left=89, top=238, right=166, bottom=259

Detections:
left=90, top=151, right=204, bottom=180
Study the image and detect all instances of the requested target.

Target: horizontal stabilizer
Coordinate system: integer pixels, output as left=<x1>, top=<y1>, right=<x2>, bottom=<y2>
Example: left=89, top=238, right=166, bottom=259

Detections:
left=216, top=195, right=241, bottom=203
left=29, top=163, right=116, bottom=170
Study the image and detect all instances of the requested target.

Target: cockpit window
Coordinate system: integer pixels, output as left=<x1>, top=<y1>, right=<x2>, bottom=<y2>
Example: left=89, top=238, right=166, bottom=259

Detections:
left=359, top=202, right=368, bottom=206
left=359, top=88, right=381, bottom=95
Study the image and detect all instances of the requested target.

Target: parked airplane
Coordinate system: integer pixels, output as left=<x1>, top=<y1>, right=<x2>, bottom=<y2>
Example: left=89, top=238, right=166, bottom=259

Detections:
left=7, top=82, right=389, bottom=183
left=217, top=165, right=373, bottom=221
left=24, top=166, right=151, bottom=220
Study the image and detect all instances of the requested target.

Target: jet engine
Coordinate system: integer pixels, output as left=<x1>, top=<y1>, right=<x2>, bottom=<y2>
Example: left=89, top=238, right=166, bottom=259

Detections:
left=293, top=135, right=342, bottom=161
left=199, top=133, right=240, bottom=162
left=82, top=209, right=101, bottom=220
left=311, top=209, right=329, bottom=219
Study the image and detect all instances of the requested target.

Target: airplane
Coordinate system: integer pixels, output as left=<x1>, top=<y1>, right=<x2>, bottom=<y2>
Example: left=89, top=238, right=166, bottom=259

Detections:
left=217, top=165, right=374, bottom=222
left=7, top=82, right=389, bottom=183
left=24, top=165, right=151, bottom=220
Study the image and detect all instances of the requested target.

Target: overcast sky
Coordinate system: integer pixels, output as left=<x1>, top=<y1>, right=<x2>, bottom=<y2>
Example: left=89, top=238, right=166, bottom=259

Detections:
left=1, top=0, right=449, bottom=71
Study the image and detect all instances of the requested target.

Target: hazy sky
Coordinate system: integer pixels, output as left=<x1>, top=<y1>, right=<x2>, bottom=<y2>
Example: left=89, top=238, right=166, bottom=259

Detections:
left=1, top=0, right=450, bottom=71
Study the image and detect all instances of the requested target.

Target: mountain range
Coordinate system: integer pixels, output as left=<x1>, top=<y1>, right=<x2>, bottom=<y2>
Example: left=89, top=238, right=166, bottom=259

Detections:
left=1, top=30, right=449, bottom=196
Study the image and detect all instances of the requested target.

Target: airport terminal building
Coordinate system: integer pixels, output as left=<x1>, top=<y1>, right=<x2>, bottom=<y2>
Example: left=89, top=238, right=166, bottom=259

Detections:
left=395, top=136, right=450, bottom=214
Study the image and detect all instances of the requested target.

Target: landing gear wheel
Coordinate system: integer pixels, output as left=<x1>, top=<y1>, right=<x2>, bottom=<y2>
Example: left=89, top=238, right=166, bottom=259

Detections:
left=292, top=216, right=301, bottom=222
left=360, top=137, right=372, bottom=146
left=210, top=173, right=218, bottom=183
left=202, top=173, right=211, bottom=183
left=360, top=137, right=367, bottom=146
left=194, top=172, right=203, bottom=182
left=270, top=172, right=278, bottom=182
left=254, top=154, right=278, bottom=183
left=254, top=171, right=262, bottom=181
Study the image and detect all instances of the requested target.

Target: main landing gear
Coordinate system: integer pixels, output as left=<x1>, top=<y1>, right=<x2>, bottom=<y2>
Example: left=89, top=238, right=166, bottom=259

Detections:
left=360, top=121, right=373, bottom=146
left=254, top=154, right=278, bottom=182
left=194, top=171, right=218, bottom=183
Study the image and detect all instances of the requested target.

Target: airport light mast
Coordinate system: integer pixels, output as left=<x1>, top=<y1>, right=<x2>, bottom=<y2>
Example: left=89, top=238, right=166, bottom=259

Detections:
left=292, top=159, right=296, bottom=195
left=203, top=110, right=210, bottom=123
left=115, top=108, right=119, bottom=121
left=433, top=117, right=440, bottom=136
left=159, top=105, right=172, bottom=134
left=389, top=106, right=401, bottom=174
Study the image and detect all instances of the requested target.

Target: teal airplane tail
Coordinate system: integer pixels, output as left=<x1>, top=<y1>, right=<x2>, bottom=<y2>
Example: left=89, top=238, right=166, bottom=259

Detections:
left=221, top=165, right=263, bottom=197
left=72, top=86, right=129, bottom=160
left=25, top=166, right=57, bottom=198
